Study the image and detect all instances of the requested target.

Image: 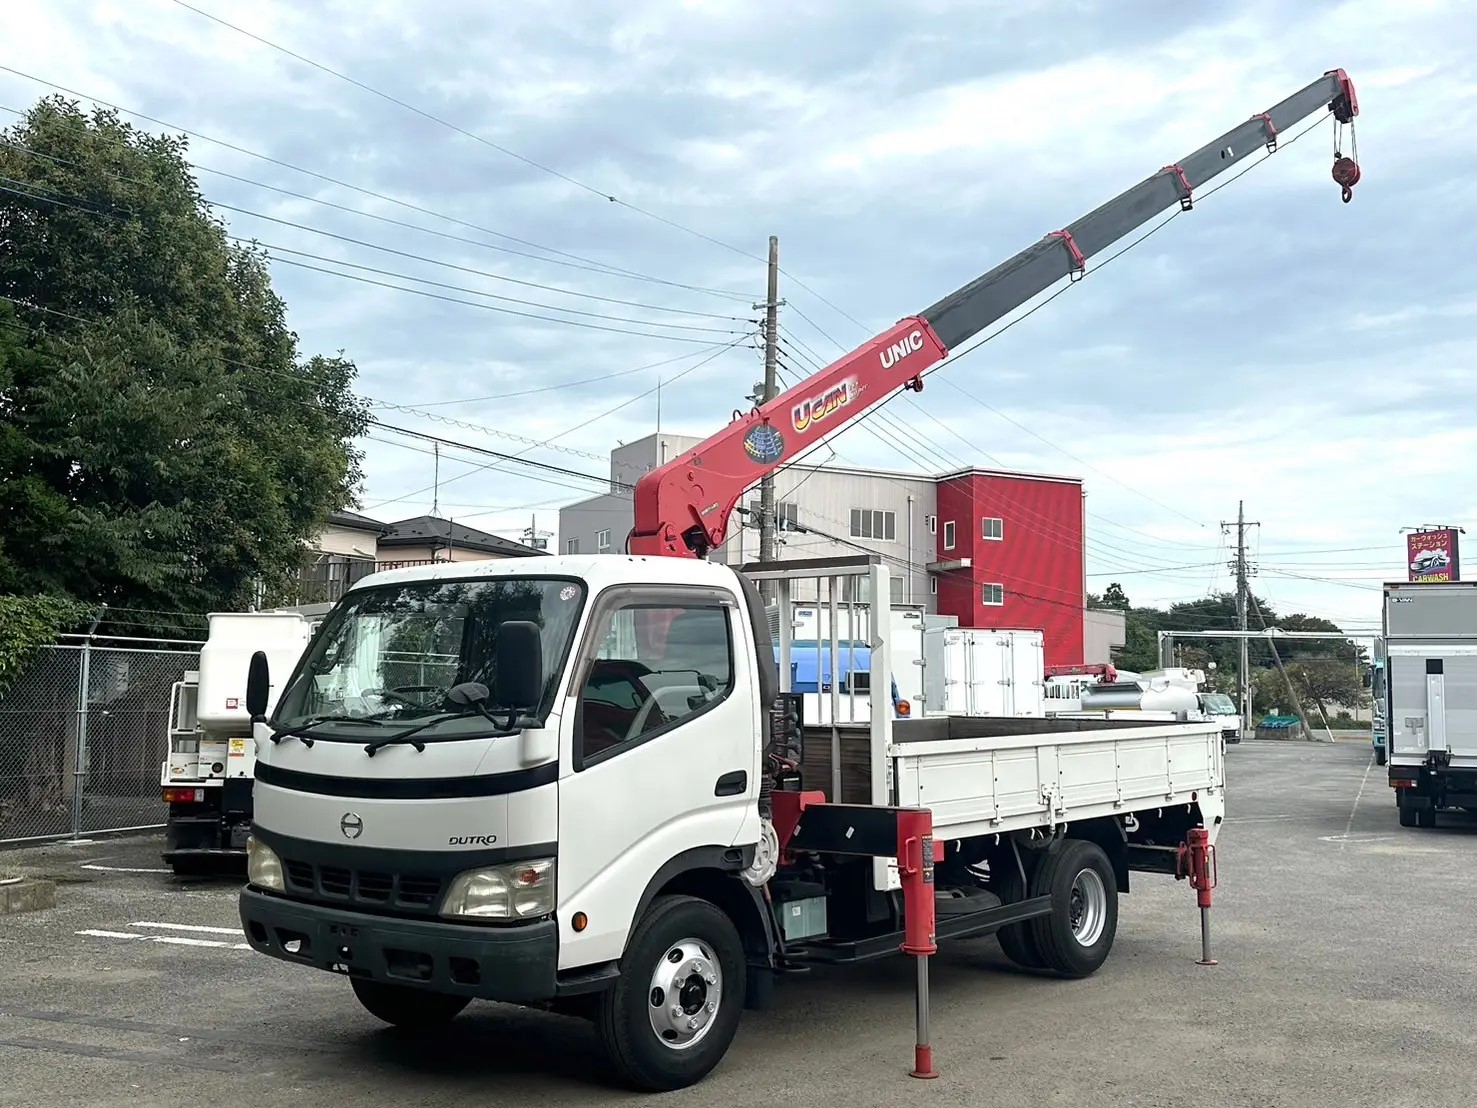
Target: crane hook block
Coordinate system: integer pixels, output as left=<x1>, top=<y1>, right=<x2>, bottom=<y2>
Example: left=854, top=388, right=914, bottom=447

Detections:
left=1332, top=155, right=1361, bottom=204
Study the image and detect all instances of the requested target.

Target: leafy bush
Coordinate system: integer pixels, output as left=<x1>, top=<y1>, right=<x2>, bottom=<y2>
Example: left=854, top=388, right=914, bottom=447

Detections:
left=0, top=595, right=95, bottom=698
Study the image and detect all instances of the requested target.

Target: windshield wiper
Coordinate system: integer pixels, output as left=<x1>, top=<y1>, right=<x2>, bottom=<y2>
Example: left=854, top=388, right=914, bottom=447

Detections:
left=271, top=714, right=392, bottom=748
left=363, top=710, right=508, bottom=757
left=362, top=681, right=526, bottom=757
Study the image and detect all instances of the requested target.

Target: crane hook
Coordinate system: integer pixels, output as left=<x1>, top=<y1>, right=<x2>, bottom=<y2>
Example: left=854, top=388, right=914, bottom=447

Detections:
left=1332, top=154, right=1361, bottom=204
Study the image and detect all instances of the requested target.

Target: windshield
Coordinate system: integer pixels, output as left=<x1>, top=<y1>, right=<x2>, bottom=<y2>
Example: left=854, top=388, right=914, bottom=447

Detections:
left=273, top=576, right=586, bottom=733
left=1201, top=693, right=1236, bottom=714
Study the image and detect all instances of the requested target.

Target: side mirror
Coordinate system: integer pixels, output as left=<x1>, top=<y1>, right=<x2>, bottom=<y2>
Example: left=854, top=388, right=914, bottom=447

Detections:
left=495, top=621, right=544, bottom=711
left=245, top=651, right=271, bottom=720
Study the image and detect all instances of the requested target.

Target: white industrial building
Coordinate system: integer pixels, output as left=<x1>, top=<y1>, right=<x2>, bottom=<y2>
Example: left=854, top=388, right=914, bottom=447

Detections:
left=557, top=432, right=1126, bottom=666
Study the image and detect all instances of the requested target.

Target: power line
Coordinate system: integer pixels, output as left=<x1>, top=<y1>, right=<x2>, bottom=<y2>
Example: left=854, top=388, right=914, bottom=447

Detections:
left=158, top=2, right=878, bottom=332
left=0, top=75, right=753, bottom=303
left=2, top=130, right=749, bottom=320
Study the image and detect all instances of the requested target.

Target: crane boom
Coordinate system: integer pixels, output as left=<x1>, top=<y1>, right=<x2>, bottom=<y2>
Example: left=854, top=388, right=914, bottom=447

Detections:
left=629, top=69, right=1359, bottom=559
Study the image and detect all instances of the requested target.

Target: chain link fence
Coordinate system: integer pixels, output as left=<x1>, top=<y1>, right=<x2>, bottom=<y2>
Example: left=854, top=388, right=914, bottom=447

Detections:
left=0, top=636, right=200, bottom=844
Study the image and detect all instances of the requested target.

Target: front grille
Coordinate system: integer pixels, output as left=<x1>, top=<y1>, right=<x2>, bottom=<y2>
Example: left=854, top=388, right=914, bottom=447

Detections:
left=281, top=857, right=444, bottom=913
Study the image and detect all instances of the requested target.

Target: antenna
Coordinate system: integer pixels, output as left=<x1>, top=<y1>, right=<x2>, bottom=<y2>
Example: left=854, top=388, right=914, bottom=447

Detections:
left=430, top=441, right=441, bottom=517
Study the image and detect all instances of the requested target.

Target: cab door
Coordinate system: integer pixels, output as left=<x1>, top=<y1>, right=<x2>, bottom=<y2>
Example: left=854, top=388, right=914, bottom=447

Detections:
left=555, top=583, right=759, bottom=970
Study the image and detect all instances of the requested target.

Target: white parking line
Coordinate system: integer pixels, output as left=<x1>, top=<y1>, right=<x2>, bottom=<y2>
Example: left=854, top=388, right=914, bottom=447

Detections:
left=1341, top=754, right=1377, bottom=851
left=81, top=864, right=172, bottom=874
left=75, top=925, right=249, bottom=951
left=131, top=922, right=241, bottom=935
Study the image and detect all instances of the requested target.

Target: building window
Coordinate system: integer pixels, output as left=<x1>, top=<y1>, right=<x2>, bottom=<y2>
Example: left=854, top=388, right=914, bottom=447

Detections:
left=982, top=517, right=1003, bottom=541
left=849, top=508, right=897, bottom=542
left=596, top=529, right=611, bottom=553
left=567, top=538, right=580, bottom=554
left=982, top=582, right=1005, bottom=606
left=926, top=514, right=937, bottom=534
left=930, top=577, right=938, bottom=595
left=942, top=520, right=956, bottom=551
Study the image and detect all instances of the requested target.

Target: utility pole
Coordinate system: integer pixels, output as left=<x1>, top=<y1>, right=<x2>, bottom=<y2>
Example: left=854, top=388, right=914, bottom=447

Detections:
left=1223, top=500, right=1260, bottom=739
left=757, top=235, right=781, bottom=580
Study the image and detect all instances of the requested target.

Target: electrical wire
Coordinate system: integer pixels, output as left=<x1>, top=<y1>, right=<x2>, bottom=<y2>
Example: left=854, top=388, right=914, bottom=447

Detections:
left=162, top=0, right=870, bottom=332
left=0, top=167, right=752, bottom=342
left=0, top=75, right=753, bottom=303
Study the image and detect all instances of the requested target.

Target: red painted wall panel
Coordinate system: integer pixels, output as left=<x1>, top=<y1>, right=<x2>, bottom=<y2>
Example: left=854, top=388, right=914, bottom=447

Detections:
left=934, top=472, right=1084, bottom=667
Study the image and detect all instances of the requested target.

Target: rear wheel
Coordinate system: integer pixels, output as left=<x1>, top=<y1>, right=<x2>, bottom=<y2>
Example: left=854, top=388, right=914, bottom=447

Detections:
left=595, top=894, right=745, bottom=1092
left=1398, top=802, right=1419, bottom=828
left=350, top=979, right=469, bottom=1029
left=1028, top=839, right=1118, bottom=978
left=1375, top=747, right=1387, bottom=766
left=993, top=858, right=1045, bottom=970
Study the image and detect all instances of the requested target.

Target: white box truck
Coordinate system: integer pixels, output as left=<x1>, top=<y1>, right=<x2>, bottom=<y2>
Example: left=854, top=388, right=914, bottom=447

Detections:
left=1383, top=581, right=1477, bottom=828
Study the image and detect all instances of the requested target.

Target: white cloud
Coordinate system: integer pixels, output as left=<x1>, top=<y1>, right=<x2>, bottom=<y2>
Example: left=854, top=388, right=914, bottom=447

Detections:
left=3, top=0, right=1473, bottom=623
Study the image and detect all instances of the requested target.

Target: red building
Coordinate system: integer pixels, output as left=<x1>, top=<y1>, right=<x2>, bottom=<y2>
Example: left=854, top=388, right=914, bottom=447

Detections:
left=931, top=468, right=1086, bottom=667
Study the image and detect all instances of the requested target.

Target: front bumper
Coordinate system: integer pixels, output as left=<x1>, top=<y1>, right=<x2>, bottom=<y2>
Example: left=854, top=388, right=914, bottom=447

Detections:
left=239, top=886, right=559, bottom=1003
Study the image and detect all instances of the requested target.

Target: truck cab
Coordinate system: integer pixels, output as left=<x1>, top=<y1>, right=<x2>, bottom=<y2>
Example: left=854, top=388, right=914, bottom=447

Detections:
left=1196, top=692, right=1242, bottom=745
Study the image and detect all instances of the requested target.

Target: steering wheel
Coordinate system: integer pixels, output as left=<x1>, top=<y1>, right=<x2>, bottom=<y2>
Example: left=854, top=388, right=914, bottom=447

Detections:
left=369, top=684, right=445, bottom=710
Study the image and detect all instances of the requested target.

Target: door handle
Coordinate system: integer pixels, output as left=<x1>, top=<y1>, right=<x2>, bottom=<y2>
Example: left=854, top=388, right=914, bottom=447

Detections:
left=714, top=770, right=748, bottom=797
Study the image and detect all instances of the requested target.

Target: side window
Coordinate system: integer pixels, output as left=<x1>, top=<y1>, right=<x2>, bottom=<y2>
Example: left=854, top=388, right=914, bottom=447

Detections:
left=576, top=601, right=735, bottom=765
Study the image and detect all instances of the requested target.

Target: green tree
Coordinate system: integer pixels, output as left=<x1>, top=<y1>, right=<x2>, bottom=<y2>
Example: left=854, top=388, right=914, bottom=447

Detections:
left=0, top=97, right=369, bottom=626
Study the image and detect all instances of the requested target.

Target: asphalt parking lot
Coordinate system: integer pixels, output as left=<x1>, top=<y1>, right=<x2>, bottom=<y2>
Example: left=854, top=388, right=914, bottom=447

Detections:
left=3, top=738, right=1475, bottom=1107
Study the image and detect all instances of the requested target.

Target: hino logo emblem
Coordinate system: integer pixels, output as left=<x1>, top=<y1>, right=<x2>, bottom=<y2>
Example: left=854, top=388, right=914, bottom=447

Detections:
left=340, top=812, right=364, bottom=839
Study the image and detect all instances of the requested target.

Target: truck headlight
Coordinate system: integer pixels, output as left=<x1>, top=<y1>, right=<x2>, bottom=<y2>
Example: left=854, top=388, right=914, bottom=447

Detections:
left=246, top=835, right=285, bottom=891
left=442, top=858, right=555, bottom=920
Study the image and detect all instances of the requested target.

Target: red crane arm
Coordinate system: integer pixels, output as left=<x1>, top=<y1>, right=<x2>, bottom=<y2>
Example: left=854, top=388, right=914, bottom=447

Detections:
left=629, top=70, right=1358, bottom=559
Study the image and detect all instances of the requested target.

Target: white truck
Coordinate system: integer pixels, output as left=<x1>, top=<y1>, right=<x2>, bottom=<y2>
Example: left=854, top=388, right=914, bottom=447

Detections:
left=234, top=71, right=1358, bottom=1089
left=1384, top=581, right=1477, bottom=828
left=237, top=555, right=1224, bottom=1090
left=160, top=609, right=321, bottom=874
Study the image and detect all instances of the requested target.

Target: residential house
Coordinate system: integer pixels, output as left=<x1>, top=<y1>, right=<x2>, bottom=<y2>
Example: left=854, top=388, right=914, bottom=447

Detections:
left=291, top=512, right=543, bottom=605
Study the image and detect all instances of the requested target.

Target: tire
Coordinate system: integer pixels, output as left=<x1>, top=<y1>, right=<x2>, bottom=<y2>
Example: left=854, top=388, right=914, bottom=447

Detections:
left=1418, top=805, right=1437, bottom=829
left=595, top=894, right=746, bottom=1092
left=1375, top=748, right=1387, bottom=766
left=1027, top=839, right=1118, bottom=978
left=1398, top=802, right=1418, bottom=828
left=350, top=978, right=469, bottom=1029
left=993, top=858, right=1045, bottom=970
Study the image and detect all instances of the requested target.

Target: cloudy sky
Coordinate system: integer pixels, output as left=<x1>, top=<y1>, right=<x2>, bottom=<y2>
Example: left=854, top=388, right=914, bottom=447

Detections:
left=5, top=0, right=1472, bottom=632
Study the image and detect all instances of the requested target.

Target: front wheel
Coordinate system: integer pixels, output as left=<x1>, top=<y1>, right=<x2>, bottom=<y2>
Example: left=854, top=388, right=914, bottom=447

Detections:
left=595, top=894, right=746, bottom=1092
left=1028, top=839, right=1119, bottom=978
left=350, top=978, right=469, bottom=1029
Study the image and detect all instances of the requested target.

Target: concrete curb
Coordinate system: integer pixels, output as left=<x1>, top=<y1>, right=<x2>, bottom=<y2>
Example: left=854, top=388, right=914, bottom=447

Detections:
left=0, top=876, right=57, bottom=915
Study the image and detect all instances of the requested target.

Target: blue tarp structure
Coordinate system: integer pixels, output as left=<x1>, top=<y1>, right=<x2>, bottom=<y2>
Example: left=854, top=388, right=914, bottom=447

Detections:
left=775, top=642, right=900, bottom=706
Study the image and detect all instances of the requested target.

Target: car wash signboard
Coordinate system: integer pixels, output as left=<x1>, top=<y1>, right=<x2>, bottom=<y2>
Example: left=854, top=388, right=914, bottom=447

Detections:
left=1407, top=528, right=1460, bottom=583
